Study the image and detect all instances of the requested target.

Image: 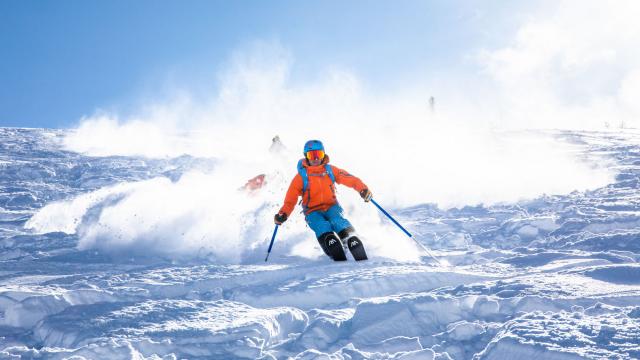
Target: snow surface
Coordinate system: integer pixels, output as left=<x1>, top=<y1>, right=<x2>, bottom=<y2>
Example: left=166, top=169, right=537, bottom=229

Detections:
left=1, top=127, right=640, bottom=359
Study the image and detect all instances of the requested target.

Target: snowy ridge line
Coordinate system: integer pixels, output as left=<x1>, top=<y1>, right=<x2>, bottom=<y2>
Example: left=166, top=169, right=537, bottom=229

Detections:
left=230, top=267, right=498, bottom=309
left=0, top=263, right=495, bottom=331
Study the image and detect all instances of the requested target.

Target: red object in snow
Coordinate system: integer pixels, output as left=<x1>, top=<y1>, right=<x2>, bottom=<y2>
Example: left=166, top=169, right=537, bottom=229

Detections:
left=241, top=174, right=266, bottom=193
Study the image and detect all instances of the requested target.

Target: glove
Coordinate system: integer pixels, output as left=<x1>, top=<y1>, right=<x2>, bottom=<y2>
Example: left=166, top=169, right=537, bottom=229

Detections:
left=359, top=188, right=372, bottom=202
left=274, top=212, right=288, bottom=225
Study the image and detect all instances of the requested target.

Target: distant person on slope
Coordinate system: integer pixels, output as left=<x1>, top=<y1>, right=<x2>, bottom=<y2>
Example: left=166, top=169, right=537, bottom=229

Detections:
left=269, top=135, right=287, bottom=154
left=240, top=135, right=287, bottom=194
left=274, top=140, right=372, bottom=261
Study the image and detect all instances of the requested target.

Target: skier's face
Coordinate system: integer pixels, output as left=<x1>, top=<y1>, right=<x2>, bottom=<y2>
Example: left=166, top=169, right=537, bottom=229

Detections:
left=309, top=158, right=322, bottom=166
left=306, top=150, right=325, bottom=166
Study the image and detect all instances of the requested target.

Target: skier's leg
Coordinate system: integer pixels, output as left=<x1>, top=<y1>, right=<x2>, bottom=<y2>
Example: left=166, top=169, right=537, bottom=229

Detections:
left=328, top=205, right=368, bottom=261
left=306, top=210, right=346, bottom=261
left=326, top=204, right=353, bottom=236
left=337, top=227, right=355, bottom=241
left=306, top=210, right=332, bottom=238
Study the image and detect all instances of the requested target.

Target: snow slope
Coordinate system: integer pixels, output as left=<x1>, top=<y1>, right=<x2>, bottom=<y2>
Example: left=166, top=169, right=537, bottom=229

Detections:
left=1, top=127, right=640, bottom=359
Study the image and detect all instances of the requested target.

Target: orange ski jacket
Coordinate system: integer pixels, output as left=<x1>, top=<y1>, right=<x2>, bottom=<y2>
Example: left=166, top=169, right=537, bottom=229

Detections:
left=279, top=155, right=368, bottom=216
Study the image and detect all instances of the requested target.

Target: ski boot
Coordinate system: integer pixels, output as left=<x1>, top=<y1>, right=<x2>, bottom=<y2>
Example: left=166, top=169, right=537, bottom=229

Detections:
left=318, top=232, right=347, bottom=261
left=338, top=228, right=368, bottom=261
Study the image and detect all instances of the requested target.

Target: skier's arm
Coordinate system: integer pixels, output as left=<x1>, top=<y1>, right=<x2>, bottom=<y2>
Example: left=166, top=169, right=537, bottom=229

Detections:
left=331, top=165, right=368, bottom=193
left=279, top=174, right=303, bottom=216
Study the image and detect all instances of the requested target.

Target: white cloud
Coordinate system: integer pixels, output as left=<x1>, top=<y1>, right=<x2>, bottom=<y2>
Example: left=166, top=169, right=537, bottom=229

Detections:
left=480, top=0, right=640, bottom=129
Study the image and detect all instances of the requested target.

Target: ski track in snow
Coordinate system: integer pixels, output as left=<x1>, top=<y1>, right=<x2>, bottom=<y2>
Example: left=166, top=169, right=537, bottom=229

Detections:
left=1, top=127, right=640, bottom=359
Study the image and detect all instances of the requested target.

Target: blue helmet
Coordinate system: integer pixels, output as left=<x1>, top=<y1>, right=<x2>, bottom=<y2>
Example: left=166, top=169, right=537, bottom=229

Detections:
left=303, top=140, right=324, bottom=154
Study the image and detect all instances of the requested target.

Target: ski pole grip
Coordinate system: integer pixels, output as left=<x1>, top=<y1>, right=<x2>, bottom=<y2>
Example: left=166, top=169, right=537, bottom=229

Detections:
left=370, top=198, right=413, bottom=238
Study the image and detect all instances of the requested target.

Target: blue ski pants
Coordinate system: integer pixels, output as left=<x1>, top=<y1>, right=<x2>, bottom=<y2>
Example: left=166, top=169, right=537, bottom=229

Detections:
left=305, top=204, right=353, bottom=238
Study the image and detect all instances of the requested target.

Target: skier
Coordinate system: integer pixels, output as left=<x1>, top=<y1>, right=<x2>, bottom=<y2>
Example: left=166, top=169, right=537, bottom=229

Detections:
left=274, top=140, right=372, bottom=261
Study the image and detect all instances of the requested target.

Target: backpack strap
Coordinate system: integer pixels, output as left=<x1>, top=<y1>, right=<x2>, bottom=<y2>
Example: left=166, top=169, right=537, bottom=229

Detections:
left=325, top=164, right=336, bottom=183
left=297, top=159, right=309, bottom=194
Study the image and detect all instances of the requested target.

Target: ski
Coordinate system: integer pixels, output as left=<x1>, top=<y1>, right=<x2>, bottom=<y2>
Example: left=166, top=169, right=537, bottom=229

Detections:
left=346, top=236, right=368, bottom=261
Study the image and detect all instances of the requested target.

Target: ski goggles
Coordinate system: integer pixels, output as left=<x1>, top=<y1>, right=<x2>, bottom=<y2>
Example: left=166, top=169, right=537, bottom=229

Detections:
left=306, top=149, right=325, bottom=161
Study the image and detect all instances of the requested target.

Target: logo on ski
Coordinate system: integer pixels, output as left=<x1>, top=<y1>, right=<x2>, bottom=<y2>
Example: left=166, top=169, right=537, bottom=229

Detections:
left=328, top=239, right=337, bottom=246
left=350, top=240, right=359, bottom=247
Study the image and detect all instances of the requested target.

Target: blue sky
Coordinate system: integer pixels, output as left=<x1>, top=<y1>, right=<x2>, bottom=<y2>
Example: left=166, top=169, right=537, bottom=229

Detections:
left=0, top=0, right=534, bottom=128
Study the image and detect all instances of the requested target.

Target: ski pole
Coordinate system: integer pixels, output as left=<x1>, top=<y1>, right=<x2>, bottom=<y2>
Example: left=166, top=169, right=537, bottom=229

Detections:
left=370, top=198, right=442, bottom=265
left=264, top=224, right=279, bottom=262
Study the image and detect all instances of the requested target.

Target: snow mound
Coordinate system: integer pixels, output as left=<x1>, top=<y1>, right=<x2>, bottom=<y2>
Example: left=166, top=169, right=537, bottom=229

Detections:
left=479, top=309, right=640, bottom=359
left=35, top=299, right=308, bottom=358
left=581, top=265, right=640, bottom=285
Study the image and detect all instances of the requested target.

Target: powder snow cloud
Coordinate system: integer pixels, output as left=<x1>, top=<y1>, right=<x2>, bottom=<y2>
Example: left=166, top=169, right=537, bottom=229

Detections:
left=46, top=1, right=637, bottom=259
